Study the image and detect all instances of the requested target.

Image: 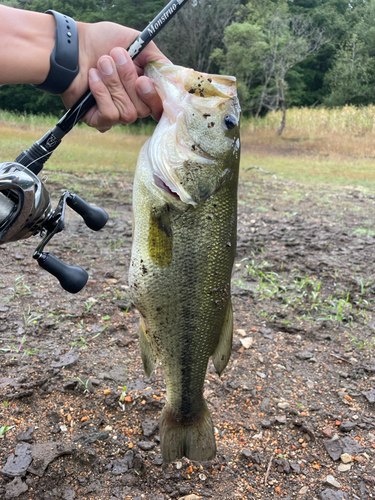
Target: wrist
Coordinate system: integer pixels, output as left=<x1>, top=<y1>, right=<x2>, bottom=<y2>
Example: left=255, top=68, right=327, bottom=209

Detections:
left=0, top=6, right=55, bottom=85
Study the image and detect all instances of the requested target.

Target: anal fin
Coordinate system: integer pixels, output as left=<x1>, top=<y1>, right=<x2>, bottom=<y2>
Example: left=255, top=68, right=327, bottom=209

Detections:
left=139, top=316, right=157, bottom=378
left=211, top=298, right=233, bottom=376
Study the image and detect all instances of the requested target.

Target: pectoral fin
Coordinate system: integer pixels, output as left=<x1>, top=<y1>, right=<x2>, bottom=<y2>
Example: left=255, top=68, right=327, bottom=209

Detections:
left=139, top=316, right=157, bottom=378
left=211, top=299, right=233, bottom=376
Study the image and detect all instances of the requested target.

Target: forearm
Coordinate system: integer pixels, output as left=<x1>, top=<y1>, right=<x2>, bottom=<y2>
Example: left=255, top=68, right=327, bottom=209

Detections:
left=0, top=5, right=55, bottom=85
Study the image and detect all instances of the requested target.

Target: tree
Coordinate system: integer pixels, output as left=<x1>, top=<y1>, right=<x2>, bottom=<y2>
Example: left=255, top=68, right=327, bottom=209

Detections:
left=259, top=12, right=326, bottom=134
left=324, top=35, right=374, bottom=107
left=156, top=0, right=242, bottom=73
left=213, top=6, right=326, bottom=133
left=211, top=23, right=267, bottom=114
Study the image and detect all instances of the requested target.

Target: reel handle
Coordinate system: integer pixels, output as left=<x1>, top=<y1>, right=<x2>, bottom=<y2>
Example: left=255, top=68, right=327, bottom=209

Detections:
left=67, top=194, right=109, bottom=231
left=37, top=252, right=88, bottom=294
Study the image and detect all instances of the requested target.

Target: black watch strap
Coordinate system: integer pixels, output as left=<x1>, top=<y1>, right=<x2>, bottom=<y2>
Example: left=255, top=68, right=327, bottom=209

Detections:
left=34, top=10, right=79, bottom=95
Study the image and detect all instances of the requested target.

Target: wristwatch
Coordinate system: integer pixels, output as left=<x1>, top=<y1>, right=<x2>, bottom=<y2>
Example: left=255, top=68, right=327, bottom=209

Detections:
left=34, top=10, right=79, bottom=95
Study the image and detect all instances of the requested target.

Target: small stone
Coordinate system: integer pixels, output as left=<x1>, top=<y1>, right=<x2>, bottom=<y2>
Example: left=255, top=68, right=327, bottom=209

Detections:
left=240, top=337, right=254, bottom=349
left=324, top=439, right=343, bottom=461
left=104, top=425, right=113, bottom=432
left=0, top=443, right=32, bottom=477
left=340, top=453, right=352, bottom=464
left=241, top=449, right=252, bottom=459
left=295, top=350, right=314, bottom=360
left=306, top=380, right=314, bottom=389
left=259, top=398, right=271, bottom=411
left=5, top=477, right=28, bottom=499
left=51, top=348, right=79, bottom=368
left=16, top=427, right=34, bottom=443
left=137, top=441, right=156, bottom=451
left=299, top=486, right=309, bottom=494
left=142, top=418, right=159, bottom=437
left=261, top=420, right=272, bottom=428
left=27, top=442, right=74, bottom=477
left=275, top=415, right=287, bottom=424
left=339, top=421, right=356, bottom=432
left=337, top=463, right=351, bottom=472
left=290, top=463, right=301, bottom=474
left=321, top=489, right=348, bottom=500
left=278, top=402, right=290, bottom=409
left=256, top=371, right=266, bottom=379
left=362, top=389, right=375, bottom=403
left=341, top=436, right=364, bottom=455
left=322, top=428, right=333, bottom=438
left=179, top=496, right=202, bottom=500
left=324, top=475, right=341, bottom=489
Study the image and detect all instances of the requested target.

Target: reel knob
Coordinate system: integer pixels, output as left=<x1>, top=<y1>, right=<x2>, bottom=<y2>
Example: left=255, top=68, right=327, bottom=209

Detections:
left=37, top=252, right=88, bottom=294
left=67, top=194, right=109, bottom=231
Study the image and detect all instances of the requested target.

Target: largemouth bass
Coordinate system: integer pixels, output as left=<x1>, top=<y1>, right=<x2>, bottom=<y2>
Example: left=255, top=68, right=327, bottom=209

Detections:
left=129, top=62, right=240, bottom=463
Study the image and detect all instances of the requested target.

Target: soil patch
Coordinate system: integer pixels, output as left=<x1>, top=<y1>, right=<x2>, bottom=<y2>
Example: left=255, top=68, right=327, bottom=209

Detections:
left=0, top=172, right=374, bottom=500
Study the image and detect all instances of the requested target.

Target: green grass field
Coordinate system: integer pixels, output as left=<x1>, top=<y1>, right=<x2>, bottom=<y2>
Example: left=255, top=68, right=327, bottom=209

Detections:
left=1, top=106, right=374, bottom=191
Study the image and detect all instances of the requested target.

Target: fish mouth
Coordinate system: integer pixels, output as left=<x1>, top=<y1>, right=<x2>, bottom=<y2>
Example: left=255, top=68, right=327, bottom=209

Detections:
left=146, top=63, right=237, bottom=205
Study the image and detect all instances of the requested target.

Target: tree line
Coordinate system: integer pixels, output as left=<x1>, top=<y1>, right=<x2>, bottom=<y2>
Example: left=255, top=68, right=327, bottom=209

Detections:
left=1, top=0, right=375, bottom=131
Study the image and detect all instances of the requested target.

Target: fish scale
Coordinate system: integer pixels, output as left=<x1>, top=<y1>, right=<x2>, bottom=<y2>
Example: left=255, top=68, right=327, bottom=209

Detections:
left=129, top=62, right=240, bottom=463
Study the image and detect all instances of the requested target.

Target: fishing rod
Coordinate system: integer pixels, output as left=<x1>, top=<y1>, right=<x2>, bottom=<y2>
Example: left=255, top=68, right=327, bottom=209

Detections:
left=0, top=0, right=189, bottom=293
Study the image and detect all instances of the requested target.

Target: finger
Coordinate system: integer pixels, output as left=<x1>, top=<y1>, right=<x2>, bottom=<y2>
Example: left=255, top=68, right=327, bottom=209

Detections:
left=133, top=40, right=171, bottom=74
left=110, top=48, right=152, bottom=119
left=97, top=55, right=140, bottom=125
left=136, top=76, right=163, bottom=122
left=85, top=68, right=120, bottom=129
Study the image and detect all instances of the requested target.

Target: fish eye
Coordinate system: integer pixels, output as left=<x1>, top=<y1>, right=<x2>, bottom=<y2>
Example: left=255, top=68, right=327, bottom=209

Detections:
left=223, top=115, right=237, bottom=130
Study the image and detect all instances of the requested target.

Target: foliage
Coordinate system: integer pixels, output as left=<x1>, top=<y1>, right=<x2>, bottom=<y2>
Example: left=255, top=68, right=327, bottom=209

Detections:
left=25, top=0, right=104, bottom=22
left=157, top=0, right=242, bottom=73
left=101, top=0, right=166, bottom=31
left=4, top=0, right=375, bottom=117
left=0, top=85, right=65, bottom=116
left=213, top=3, right=326, bottom=133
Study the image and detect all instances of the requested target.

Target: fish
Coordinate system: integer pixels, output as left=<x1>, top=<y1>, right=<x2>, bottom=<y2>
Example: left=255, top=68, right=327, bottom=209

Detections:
left=129, top=62, right=241, bottom=463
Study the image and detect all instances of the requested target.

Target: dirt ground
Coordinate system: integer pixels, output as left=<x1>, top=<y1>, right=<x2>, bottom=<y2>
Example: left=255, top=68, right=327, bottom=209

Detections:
left=0, top=169, right=375, bottom=500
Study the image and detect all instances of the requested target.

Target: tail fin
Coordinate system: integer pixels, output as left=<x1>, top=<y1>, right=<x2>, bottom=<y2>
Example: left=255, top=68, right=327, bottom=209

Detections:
left=160, top=400, right=216, bottom=463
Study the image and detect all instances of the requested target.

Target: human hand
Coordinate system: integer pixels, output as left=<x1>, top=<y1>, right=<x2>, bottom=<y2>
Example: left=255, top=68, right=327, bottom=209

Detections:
left=61, top=22, right=170, bottom=132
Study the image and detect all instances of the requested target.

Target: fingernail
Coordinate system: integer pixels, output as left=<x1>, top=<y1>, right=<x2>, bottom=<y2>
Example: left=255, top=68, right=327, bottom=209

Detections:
left=99, top=58, right=113, bottom=76
left=89, top=68, right=100, bottom=82
left=113, top=48, right=128, bottom=66
left=139, top=78, right=153, bottom=94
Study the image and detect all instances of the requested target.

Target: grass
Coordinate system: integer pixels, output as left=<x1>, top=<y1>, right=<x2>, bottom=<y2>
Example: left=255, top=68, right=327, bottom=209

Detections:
left=234, top=256, right=373, bottom=332
left=1, top=106, right=374, bottom=190
left=241, top=105, right=375, bottom=190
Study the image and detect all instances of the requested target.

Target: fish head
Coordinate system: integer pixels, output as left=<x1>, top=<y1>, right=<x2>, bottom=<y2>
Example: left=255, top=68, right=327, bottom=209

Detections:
left=145, top=63, right=241, bottom=206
